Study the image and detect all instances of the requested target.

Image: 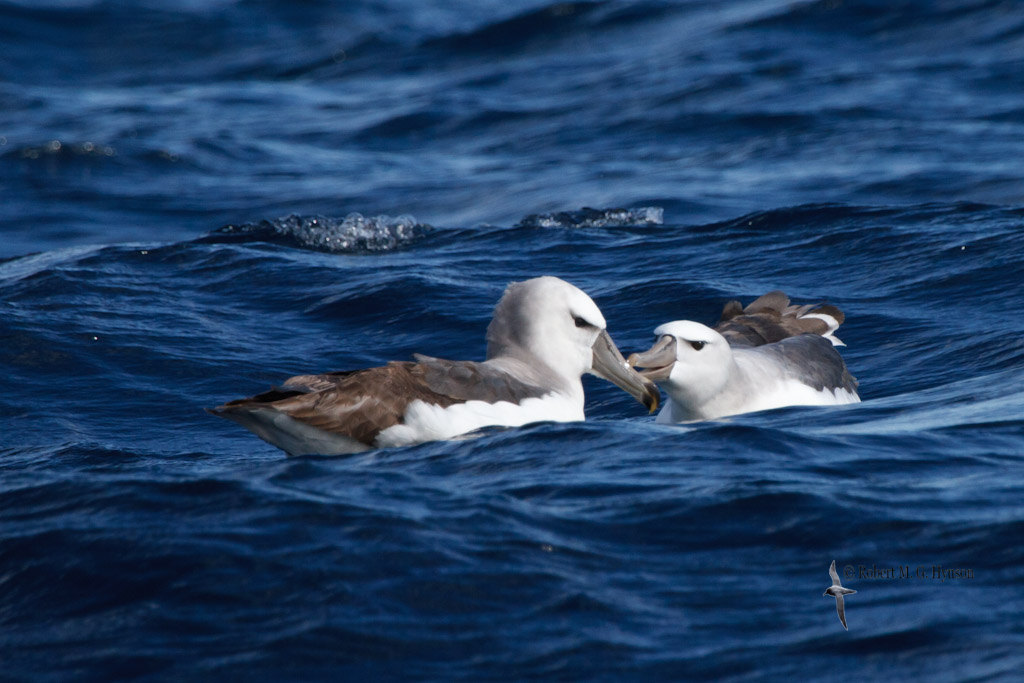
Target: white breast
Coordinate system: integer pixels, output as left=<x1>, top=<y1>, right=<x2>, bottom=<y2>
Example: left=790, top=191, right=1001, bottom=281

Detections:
left=727, top=380, right=860, bottom=415
left=656, top=379, right=859, bottom=423
left=375, top=392, right=584, bottom=448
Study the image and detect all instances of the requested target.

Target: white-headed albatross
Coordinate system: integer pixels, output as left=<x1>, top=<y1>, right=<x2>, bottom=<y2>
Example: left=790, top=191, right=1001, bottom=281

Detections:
left=210, top=276, right=659, bottom=455
left=628, top=291, right=859, bottom=423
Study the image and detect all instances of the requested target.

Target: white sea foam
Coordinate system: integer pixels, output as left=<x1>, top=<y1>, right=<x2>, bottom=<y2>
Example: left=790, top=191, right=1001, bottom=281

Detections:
left=516, top=206, right=664, bottom=229
left=211, top=212, right=431, bottom=253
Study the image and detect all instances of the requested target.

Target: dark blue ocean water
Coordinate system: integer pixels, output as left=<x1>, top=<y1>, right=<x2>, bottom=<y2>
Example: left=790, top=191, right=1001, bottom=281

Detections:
left=3, top=1, right=1024, bottom=679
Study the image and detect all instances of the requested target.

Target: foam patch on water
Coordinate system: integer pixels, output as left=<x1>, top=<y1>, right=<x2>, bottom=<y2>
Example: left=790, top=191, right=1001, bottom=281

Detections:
left=516, top=206, right=664, bottom=229
left=205, top=213, right=432, bottom=253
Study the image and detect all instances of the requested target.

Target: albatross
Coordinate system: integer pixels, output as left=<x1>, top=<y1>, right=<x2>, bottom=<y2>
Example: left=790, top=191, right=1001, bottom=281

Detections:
left=210, top=276, right=659, bottom=455
left=628, top=291, right=859, bottom=423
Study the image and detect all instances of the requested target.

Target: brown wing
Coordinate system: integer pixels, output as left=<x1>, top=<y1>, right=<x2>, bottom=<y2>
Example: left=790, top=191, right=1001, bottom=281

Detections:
left=214, top=362, right=452, bottom=446
left=213, top=358, right=549, bottom=446
left=716, top=291, right=845, bottom=347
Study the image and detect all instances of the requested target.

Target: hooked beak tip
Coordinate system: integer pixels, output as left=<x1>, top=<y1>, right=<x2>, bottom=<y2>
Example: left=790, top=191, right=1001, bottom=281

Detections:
left=644, top=389, right=659, bottom=414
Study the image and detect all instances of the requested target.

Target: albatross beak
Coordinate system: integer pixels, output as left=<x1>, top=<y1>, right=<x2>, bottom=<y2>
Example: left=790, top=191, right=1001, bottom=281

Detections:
left=590, top=330, right=661, bottom=413
left=626, top=335, right=677, bottom=382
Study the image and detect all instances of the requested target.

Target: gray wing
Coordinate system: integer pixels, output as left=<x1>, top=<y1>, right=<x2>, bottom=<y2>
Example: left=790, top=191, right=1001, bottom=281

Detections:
left=753, top=335, right=858, bottom=393
left=829, top=560, right=842, bottom=586
left=411, top=354, right=550, bottom=403
left=835, top=594, right=849, bottom=630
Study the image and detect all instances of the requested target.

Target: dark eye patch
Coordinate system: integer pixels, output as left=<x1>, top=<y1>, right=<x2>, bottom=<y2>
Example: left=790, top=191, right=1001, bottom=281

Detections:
left=689, top=340, right=706, bottom=351
left=573, top=315, right=591, bottom=328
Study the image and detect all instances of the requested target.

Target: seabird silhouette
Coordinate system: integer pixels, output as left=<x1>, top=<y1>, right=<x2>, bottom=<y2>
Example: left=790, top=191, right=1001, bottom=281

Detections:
left=824, top=559, right=857, bottom=630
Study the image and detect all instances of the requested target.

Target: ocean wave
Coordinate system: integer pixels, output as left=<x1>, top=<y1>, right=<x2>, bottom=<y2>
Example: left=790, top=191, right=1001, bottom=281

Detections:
left=516, top=206, right=664, bottom=228
left=3, top=0, right=1023, bottom=674
left=421, top=1, right=603, bottom=55
left=199, top=213, right=432, bottom=253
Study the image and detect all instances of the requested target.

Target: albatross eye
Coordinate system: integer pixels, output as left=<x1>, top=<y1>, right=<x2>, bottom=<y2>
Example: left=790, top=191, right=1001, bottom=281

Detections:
left=573, top=315, right=591, bottom=328
left=689, top=340, right=706, bottom=351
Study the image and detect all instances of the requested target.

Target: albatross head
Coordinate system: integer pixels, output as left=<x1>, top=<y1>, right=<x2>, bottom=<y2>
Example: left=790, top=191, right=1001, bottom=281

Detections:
left=627, top=320, right=733, bottom=410
left=486, top=276, right=659, bottom=412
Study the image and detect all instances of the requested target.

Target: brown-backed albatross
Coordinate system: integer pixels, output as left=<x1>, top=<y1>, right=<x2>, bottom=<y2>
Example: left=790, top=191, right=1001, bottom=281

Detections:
left=210, top=276, right=659, bottom=455
left=628, top=291, right=859, bottom=423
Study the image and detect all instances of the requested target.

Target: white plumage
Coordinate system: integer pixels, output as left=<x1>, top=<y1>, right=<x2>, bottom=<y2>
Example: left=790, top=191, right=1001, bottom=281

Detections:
left=630, top=306, right=860, bottom=423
